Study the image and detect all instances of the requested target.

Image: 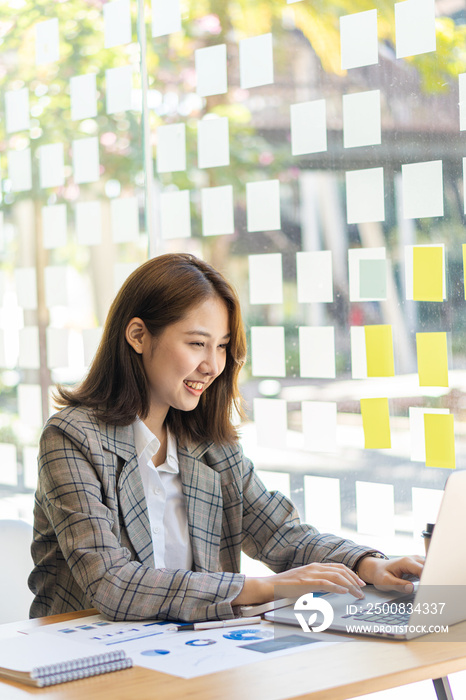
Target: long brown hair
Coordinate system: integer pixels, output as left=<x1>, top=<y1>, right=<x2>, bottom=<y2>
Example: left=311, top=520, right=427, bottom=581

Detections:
left=55, top=253, right=247, bottom=445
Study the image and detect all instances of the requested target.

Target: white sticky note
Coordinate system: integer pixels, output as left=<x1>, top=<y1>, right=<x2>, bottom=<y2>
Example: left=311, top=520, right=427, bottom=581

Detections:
left=340, top=10, right=378, bottom=70
left=35, top=18, right=59, bottom=65
left=5, top=88, right=30, bottom=133
left=254, top=398, right=287, bottom=448
left=395, top=0, right=436, bottom=59
left=18, top=327, right=40, bottom=369
left=409, top=407, right=450, bottom=462
left=299, top=326, right=336, bottom=379
left=404, top=244, right=446, bottom=300
left=460, top=74, right=466, bottom=131
left=70, top=74, right=97, bottom=121
left=290, top=100, right=327, bottom=155
left=401, top=160, right=443, bottom=219
left=152, top=0, right=181, bottom=37
left=75, top=201, right=102, bottom=246
left=46, top=327, right=69, bottom=369
left=296, top=251, right=333, bottom=303
left=356, top=481, right=395, bottom=537
left=246, top=180, right=281, bottom=232
left=15, top=268, right=37, bottom=310
left=250, top=326, right=286, bottom=377
left=343, top=90, right=381, bottom=148
left=412, top=487, right=443, bottom=539
left=239, top=33, right=274, bottom=89
left=198, top=117, right=229, bottom=169
left=351, top=326, right=367, bottom=379
left=0, top=444, right=17, bottom=486
left=304, top=475, right=341, bottom=532
left=195, top=44, right=227, bottom=97
left=156, top=123, right=186, bottom=173
left=39, top=143, right=65, bottom=189
left=104, top=0, right=132, bottom=48
left=45, top=266, right=70, bottom=307
left=302, top=401, right=337, bottom=453
left=83, top=327, right=103, bottom=366
left=72, top=137, right=100, bottom=184
left=42, top=204, right=67, bottom=249
left=348, top=247, right=386, bottom=302
left=111, top=197, right=139, bottom=243
left=249, top=254, right=283, bottom=305
left=18, top=385, right=42, bottom=432
left=256, top=470, right=290, bottom=499
left=106, top=65, right=133, bottom=114
left=23, top=445, right=40, bottom=489
left=201, top=185, right=234, bottom=236
left=160, top=190, right=191, bottom=240
left=8, top=149, right=32, bottom=192
left=346, top=167, right=385, bottom=224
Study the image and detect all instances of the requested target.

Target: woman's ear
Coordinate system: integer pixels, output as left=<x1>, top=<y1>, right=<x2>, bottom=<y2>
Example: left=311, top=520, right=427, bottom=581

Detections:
left=125, top=317, right=147, bottom=354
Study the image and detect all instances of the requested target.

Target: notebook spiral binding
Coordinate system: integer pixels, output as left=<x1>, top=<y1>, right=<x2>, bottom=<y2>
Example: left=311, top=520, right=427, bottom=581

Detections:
left=30, top=650, right=132, bottom=687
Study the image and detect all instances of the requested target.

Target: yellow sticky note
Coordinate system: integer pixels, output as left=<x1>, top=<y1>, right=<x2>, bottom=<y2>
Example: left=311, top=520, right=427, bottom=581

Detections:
left=424, top=413, right=455, bottom=469
left=416, top=332, right=448, bottom=387
left=365, top=325, right=394, bottom=377
left=463, top=244, right=466, bottom=300
left=361, top=398, right=391, bottom=449
left=413, top=246, right=443, bottom=302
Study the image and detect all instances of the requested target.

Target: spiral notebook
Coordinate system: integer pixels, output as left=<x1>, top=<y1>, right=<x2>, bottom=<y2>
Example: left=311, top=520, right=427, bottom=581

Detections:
left=0, top=631, right=132, bottom=687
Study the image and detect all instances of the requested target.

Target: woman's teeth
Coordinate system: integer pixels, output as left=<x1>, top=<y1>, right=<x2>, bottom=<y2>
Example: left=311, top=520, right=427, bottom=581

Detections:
left=184, top=381, right=203, bottom=390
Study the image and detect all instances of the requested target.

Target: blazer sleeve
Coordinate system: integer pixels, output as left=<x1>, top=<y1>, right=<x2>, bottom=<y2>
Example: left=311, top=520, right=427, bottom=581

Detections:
left=238, top=448, right=379, bottom=572
left=35, top=422, right=245, bottom=622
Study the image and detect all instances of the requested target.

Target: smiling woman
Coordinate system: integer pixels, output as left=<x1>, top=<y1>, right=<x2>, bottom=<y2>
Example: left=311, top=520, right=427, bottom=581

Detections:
left=28, top=253, right=423, bottom=623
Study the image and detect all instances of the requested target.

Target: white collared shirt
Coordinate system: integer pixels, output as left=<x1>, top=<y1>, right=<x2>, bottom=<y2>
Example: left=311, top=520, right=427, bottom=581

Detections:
left=132, top=418, right=193, bottom=571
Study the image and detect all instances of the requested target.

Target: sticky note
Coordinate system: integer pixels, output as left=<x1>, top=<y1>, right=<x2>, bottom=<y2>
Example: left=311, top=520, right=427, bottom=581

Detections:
left=39, top=143, right=65, bottom=189
left=106, top=65, right=133, bottom=114
left=156, top=123, right=186, bottom=173
left=46, top=327, right=69, bottom=368
left=365, top=325, right=394, bottom=377
left=299, top=326, right=336, bottom=379
left=348, top=247, right=386, bottom=302
left=18, top=327, right=40, bottom=369
left=460, top=74, right=466, bottom=131
left=416, top=332, right=448, bottom=387
left=0, top=444, right=17, bottom=486
left=302, top=401, right=337, bottom=453
left=351, top=326, right=367, bottom=379
left=5, top=88, right=30, bottom=133
left=346, top=167, right=385, bottom=224
left=254, top=398, right=287, bottom=448
left=18, top=385, right=42, bottom=431
left=75, top=201, right=102, bottom=246
left=104, top=0, right=132, bottom=48
left=70, top=74, right=97, bottom=121
left=239, top=33, right=274, bottom=89
left=45, top=266, right=70, bottom=306
left=402, top=160, right=443, bottom=219
left=246, top=180, right=281, bottom=232
left=340, top=10, right=378, bottom=70
left=343, top=90, right=381, bottom=148
left=198, top=117, right=229, bottom=169
left=249, top=254, right=283, bottom=305
left=409, top=408, right=450, bottom=462
left=152, top=0, right=181, bottom=37
left=296, top=251, right=333, bottom=303
left=110, top=197, right=139, bottom=243
left=356, top=481, right=394, bottom=537
left=15, top=268, right=37, bottom=310
left=413, top=245, right=443, bottom=301
left=72, top=137, right=100, bottom=184
left=250, top=326, right=286, bottom=377
left=405, top=245, right=445, bottom=300
left=304, top=475, right=341, bottom=532
left=8, top=149, right=32, bottom=192
left=424, top=413, right=455, bottom=469
left=412, top=487, right=443, bottom=538
left=360, top=398, right=391, bottom=449
left=42, top=204, right=67, bottom=249
left=395, top=0, right=436, bottom=59
left=290, top=100, right=327, bottom=155
left=160, top=189, right=191, bottom=239
left=201, top=185, right=234, bottom=236
left=35, top=18, right=59, bottom=65
left=195, top=44, right=227, bottom=97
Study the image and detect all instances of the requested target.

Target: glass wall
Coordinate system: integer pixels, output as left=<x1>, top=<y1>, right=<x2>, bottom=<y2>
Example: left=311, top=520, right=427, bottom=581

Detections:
left=1, top=0, right=466, bottom=557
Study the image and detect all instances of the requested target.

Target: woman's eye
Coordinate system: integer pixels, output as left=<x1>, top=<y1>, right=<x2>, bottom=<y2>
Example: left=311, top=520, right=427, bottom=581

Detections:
left=191, top=342, right=204, bottom=347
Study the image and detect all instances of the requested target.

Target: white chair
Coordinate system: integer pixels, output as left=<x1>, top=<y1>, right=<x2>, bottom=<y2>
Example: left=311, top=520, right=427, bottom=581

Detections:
left=0, top=519, right=34, bottom=624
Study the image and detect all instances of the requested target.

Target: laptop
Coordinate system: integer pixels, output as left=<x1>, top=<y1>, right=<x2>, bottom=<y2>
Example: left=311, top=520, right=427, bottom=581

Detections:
left=265, top=469, right=466, bottom=640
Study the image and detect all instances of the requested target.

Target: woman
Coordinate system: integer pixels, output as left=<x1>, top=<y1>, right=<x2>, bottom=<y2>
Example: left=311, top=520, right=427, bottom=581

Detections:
left=29, top=253, right=423, bottom=621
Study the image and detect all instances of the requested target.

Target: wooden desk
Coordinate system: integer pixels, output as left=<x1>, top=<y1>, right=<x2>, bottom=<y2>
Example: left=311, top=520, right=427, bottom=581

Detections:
left=1, top=610, right=466, bottom=700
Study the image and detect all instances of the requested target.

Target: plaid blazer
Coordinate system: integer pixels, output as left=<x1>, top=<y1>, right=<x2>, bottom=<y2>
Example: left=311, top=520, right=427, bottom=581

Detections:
left=29, top=406, right=375, bottom=622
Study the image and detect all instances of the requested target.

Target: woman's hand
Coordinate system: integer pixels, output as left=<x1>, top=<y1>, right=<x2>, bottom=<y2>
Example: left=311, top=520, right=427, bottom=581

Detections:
left=356, top=555, right=425, bottom=593
left=233, top=562, right=366, bottom=606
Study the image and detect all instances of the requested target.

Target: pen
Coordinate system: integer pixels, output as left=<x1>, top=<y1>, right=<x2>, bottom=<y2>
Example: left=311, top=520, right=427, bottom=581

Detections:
left=172, top=616, right=262, bottom=632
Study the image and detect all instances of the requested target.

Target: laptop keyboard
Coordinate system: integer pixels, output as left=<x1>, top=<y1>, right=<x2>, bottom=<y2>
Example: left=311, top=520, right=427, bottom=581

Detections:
left=342, top=593, right=416, bottom=626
